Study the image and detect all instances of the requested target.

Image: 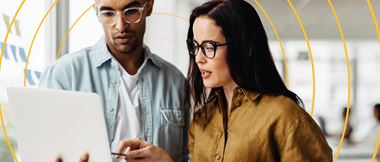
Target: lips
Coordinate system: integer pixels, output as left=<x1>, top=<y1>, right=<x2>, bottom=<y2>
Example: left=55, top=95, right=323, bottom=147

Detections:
left=114, top=34, right=134, bottom=44
left=199, top=69, right=212, bottom=78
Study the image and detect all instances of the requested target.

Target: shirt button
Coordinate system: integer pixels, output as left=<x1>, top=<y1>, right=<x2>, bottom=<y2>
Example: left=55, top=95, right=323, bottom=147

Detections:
left=234, top=101, right=240, bottom=107
left=112, top=62, right=117, bottom=67
left=111, top=80, right=117, bottom=85
left=215, top=154, right=221, bottom=160
left=238, top=88, right=243, bottom=94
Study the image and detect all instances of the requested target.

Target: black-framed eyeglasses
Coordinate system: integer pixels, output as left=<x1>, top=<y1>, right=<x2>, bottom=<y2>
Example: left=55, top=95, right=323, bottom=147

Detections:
left=186, top=39, right=227, bottom=59
left=96, top=1, right=147, bottom=26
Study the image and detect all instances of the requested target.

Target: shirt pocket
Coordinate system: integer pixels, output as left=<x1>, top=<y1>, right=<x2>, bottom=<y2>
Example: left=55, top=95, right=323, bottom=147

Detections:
left=159, top=109, right=185, bottom=127
left=158, top=108, right=185, bottom=161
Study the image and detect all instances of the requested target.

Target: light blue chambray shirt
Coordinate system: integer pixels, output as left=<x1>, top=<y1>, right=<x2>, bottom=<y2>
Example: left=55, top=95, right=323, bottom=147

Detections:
left=39, top=37, right=190, bottom=162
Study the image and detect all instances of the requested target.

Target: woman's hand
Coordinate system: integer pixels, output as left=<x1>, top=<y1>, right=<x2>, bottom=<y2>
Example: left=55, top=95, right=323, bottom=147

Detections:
left=116, top=138, right=174, bottom=162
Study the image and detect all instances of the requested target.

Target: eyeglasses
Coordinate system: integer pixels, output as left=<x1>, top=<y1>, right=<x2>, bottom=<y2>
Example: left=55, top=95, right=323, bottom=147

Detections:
left=96, top=1, right=147, bottom=26
left=186, top=39, right=227, bottom=59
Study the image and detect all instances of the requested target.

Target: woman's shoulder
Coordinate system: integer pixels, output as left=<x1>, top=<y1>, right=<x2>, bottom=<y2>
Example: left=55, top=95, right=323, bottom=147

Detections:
left=259, top=95, right=304, bottom=114
left=255, top=94, right=310, bottom=122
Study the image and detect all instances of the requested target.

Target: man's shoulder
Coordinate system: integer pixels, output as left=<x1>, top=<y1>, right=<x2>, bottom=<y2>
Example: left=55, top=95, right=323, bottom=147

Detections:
left=56, top=47, right=93, bottom=65
left=47, top=46, right=95, bottom=71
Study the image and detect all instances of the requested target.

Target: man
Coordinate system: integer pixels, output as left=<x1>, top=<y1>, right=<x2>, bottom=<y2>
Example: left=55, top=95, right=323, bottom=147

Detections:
left=40, top=0, right=189, bottom=161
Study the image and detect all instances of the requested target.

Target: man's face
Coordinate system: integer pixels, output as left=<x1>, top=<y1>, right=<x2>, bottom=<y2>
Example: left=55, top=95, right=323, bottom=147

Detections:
left=95, top=0, right=153, bottom=55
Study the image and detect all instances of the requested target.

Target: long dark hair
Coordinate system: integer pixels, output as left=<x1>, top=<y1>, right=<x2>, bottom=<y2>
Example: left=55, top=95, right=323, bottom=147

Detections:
left=186, top=0, right=303, bottom=111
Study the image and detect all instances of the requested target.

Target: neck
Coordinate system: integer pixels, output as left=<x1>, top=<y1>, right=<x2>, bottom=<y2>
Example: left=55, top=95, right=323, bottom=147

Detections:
left=110, top=46, right=145, bottom=75
left=223, top=81, right=238, bottom=114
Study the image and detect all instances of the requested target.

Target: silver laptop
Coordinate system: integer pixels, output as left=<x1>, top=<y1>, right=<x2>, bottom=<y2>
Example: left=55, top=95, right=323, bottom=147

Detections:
left=7, top=87, right=112, bottom=162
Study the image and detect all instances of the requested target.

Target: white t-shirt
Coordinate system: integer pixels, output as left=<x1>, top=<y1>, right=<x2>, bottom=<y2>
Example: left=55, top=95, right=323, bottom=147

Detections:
left=110, top=58, right=146, bottom=162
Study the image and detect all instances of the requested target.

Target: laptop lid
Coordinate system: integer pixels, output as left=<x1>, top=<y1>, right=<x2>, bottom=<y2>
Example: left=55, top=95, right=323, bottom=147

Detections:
left=7, top=87, right=112, bottom=162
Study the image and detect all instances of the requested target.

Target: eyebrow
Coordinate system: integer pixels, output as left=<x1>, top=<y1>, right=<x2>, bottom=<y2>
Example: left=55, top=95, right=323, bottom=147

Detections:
left=99, top=6, right=114, bottom=11
left=202, top=40, right=218, bottom=43
left=98, top=1, right=143, bottom=11
left=199, top=40, right=222, bottom=44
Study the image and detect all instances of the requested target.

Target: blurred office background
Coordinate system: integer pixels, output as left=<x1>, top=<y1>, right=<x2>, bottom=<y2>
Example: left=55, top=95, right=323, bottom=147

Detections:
left=0, top=0, right=379, bottom=161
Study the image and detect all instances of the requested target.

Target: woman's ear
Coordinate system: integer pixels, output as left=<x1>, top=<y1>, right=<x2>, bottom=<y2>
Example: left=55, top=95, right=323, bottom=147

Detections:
left=146, top=0, right=154, bottom=17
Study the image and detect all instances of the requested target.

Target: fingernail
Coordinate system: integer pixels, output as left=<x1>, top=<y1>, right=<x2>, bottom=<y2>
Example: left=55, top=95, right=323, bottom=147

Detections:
left=125, top=147, right=131, bottom=154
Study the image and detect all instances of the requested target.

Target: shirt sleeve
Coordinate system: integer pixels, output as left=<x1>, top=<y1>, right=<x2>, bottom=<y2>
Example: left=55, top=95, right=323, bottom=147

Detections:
left=279, top=115, right=333, bottom=162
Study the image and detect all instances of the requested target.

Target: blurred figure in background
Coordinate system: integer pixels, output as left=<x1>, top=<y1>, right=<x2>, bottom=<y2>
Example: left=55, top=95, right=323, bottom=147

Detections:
left=341, top=107, right=354, bottom=145
left=373, top=104, right=380, bottom=123
left=316, top=115, right=330, bottom=137
left=361, top=103, right=380, bottom=147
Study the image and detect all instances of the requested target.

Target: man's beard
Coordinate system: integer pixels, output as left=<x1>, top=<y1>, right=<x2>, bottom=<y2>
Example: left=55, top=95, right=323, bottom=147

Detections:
left=115, top=39, right=141, bottom=55
left=112, top=29, right=142, bottom=55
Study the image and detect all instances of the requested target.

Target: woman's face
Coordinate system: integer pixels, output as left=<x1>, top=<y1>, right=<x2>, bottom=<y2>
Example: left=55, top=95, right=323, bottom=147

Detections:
left=193, top=16, right=234, bottom=88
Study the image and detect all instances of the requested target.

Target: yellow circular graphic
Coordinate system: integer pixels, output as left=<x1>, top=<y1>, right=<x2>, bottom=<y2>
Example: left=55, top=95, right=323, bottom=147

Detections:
left=326, top=0, right=352, bottom=161
left=366, top=0, right=380, bottom=45
left=1, top=1, right=380, bottom=162
left=286, top=0, right=316, bottom=117
left=24, top=0, right=60, bottom=87
left=56, top=4, right=95, bottom=60
left=253, top=0, right=289, bottom=87
left=0, top=1, right=26, bottom=161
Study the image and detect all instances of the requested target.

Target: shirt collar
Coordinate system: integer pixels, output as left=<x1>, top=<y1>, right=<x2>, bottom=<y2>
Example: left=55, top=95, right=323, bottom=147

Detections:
left=240, top=88, right=261, bottom=104
left=209, top=87, right=261, bottom=104
left=91, top=36, right=162, bottom=68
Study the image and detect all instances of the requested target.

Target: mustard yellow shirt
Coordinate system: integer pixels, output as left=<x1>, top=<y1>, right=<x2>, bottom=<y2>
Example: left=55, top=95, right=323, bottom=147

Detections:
left=189, top=87, right=332, bottom=162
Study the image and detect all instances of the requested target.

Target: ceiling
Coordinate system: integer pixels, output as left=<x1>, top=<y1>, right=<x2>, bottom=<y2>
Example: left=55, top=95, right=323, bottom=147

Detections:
left=193, top=0, right=380, bottom=40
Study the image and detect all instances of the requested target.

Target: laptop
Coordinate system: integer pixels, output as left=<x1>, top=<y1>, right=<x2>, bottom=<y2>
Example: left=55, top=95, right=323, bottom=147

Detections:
left=7, top=87, right=112, bottom=162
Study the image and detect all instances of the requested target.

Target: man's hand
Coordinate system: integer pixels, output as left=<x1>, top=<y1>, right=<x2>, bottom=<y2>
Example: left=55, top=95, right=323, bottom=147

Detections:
left=116, top=138, right=174, bottom=162
left=54, top=153, right=89, bottom=162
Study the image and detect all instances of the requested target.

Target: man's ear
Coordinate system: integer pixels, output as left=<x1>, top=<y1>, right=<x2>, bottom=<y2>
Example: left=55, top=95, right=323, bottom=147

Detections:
left=146, top=0, right=154, bottom=17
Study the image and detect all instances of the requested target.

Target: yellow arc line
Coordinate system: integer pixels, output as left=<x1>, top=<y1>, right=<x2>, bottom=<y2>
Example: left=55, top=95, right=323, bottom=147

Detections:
left=366, top=0, right=380, bottom=44
left=0, top=0, right=26, bottom=72
left=152, top=12, right=188, bottom=22
left=55, top=4, right=95, bottom=60
left=287, top=0, right=316, bottom=116
left=326, top=0, right=352, bottom=161
left=253, top=0, right=289, bottom=87
left=24, top=0, right=59, bottom=87
left=0, top=1, right=26, bottom=161
left=367, top=0, right=380, bottom=160
left=372, top=131, right=380, bottom=162
left=0, top=105, right=18, bottom=162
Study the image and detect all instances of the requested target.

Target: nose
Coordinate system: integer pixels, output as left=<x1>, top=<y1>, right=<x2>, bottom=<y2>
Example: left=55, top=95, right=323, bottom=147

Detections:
left=195, top=49, right=206, bottom=64
left=115, top=14, right=128, bottom=32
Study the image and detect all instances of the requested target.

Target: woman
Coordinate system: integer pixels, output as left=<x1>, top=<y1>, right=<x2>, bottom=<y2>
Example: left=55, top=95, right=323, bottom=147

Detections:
left=116, top=0, right=332, bottom=161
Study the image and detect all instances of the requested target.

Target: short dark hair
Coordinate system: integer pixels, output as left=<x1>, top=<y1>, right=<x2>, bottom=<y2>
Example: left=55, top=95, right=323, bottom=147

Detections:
left=186, top=0, right=303, bottom=110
